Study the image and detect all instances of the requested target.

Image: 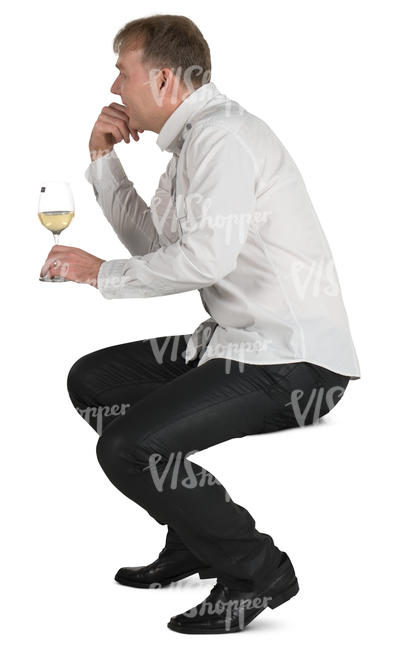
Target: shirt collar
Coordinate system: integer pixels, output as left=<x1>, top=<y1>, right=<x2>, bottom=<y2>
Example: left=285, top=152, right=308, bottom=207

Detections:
left=156, top=81, right=221, bottom=154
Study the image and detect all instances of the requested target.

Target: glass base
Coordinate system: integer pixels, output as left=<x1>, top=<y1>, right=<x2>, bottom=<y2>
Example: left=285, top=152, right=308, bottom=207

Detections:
left=39, top=275, right=70, bottom=282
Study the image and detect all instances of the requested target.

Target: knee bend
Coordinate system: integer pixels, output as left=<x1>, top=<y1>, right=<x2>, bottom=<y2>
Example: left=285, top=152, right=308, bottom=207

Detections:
left=66, top=353, right=99, bottom=407
left=95, top=431, right=153, bottom=475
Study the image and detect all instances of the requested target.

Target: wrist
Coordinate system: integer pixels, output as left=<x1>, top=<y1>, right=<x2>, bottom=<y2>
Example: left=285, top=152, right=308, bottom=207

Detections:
left=91, top=259, right=105, bottom=289
left=89, top=146, right=114, bottom=163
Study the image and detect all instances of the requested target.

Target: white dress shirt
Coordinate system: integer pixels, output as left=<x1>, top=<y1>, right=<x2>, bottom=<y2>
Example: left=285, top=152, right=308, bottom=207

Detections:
left=84, top=81, right=361, bottom=379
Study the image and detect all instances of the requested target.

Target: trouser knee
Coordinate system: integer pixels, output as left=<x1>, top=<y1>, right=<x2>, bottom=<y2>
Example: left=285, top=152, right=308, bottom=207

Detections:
left=66, top=355, right=93, bottom=407
left=95, top=430, right=155, bottom=477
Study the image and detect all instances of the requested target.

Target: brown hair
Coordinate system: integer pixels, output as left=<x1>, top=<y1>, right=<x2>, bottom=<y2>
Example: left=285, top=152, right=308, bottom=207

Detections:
left=113, top=14, right=212, bottom=90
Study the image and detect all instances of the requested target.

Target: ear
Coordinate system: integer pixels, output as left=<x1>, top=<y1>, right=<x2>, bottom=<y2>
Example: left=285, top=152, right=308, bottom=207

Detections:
left=159, top=68, right=171, bottom=90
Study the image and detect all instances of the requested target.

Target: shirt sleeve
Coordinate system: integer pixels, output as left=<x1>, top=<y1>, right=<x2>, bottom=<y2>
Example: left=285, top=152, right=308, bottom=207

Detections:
left=84, top=149, right=163, bottom=256
left=96, top=125, right=256, bottom=299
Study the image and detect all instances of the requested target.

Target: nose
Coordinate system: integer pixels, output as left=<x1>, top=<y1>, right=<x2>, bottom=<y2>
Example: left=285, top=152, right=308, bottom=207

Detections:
left=110, top=75, right=120, bottom=95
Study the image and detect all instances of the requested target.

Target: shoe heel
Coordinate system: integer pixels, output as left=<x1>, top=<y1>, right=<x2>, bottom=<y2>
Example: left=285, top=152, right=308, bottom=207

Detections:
left=198, top=567, right=218, bottom=579
left=268, top=578, right=300, bottom=609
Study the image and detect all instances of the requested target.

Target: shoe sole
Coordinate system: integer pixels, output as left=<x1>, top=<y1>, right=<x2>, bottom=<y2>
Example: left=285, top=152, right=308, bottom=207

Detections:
left=167, top=577, right=300, bottom=634
left=115, top=566, right=217, bottom=589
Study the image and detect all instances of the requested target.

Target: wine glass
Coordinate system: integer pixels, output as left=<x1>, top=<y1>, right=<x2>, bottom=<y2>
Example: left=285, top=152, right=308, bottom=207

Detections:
left=38, top=181, right=75, bottom=282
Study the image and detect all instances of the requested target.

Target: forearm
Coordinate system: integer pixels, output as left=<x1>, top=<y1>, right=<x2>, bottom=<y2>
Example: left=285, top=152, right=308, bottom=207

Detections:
left=84, top=149, right=160, bottom=256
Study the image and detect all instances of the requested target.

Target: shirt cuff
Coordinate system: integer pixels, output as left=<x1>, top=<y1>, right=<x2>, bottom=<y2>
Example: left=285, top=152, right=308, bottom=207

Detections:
left=84, top=149, right=127, bottom=190
left=97, top=259, right=127, bottom=299
left=97, top=259, right=152, bottom=299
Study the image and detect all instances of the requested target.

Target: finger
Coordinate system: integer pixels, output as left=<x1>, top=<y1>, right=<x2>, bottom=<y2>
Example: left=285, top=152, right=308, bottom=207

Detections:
left=107, top=106, right=144, bottom=138
left=46, top=264, right=59, bottom=279
left=42, top=245, right=69, bottom=266
left=107, top=106, right=144, bottom=140
left=102, top=105, right=143, bottom=142
left=42, top=251, right=69, bottom=275
left=99, top=115, right=130, bottom=143
left=46, top=259, right=69, bottom=280
left=102, top=102, right=144, bottom=142
left=40, top=257, right=56, bottom=277
left=56, top=261, right=70, bottom=279
left=102, top=106, right=130, bottom=125
left=49, top=245, right=71, bottom=254
left=109, top=102, right=130, bottom=116
left=130, top=126, right=144, bottom=142
left=103, top=108, right=133, bottom=143
left=97, top=117, right=125, bottom=144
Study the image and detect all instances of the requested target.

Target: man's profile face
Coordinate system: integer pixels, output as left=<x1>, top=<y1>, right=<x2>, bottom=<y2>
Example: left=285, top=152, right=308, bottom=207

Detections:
left=110, top=46, right=189, bottom=134
left=110, top=47, right=154, bottom=132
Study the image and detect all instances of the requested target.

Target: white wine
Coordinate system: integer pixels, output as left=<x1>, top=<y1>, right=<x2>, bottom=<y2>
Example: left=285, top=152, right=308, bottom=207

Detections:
left=38, top=210, right=74, bottom=233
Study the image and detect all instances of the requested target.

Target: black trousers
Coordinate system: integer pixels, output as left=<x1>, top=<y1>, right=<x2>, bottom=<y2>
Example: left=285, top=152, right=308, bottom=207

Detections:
left=67, top=333, right=350, bottom=591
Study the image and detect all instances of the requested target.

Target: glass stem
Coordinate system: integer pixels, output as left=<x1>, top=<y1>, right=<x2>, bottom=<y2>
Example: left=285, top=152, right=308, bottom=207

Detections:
left=53, top=232, right=60, bottom=245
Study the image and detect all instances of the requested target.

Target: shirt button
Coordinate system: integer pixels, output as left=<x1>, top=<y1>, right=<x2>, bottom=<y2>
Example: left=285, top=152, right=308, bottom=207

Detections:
left=186, top=123, right=192, bottom=129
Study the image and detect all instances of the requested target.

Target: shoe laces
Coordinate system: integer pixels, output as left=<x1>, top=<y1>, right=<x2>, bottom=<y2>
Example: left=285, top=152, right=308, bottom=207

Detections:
left=209, top=579, right=229, bottom=599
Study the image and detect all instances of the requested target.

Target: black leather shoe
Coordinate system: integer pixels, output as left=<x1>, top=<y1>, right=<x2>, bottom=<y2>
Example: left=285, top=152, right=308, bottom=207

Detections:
left=115, top=546, right=218, bottom=588
left=167, top=551, right=299, bottom=634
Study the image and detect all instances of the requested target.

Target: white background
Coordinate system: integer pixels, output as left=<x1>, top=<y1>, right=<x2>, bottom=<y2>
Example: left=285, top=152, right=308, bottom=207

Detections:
left=1, top=0, right=399, bottom=647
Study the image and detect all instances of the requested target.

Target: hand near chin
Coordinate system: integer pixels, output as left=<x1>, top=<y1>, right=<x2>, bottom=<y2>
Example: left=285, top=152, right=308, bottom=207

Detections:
left=89, top=102, right=144, bottom=161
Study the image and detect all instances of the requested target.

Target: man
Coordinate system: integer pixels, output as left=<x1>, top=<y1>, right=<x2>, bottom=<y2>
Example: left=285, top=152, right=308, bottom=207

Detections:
left=43, top=14, right=361, bottom=634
